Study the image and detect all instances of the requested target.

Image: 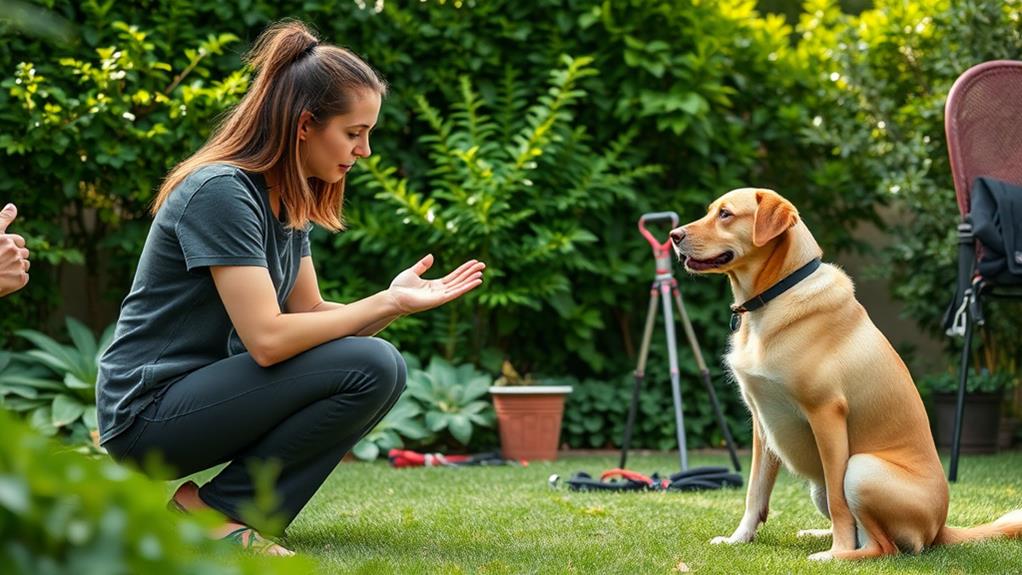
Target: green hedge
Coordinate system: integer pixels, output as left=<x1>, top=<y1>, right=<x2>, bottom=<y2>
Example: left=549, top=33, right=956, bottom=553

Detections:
left=0, top=0, right=822, bottom=448
left=562, top=354, right=752, bottom=451
left=795, top=0, right=1022, bottom=374
left=4, top=0, right=1017, bottom=449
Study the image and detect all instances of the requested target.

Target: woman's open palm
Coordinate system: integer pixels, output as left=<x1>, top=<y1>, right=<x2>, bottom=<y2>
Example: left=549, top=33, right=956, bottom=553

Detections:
left=388, top=254, right=485, bottom=314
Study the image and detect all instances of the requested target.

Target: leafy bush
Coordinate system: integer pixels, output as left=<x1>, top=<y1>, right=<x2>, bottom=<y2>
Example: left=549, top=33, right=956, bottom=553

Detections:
left=0, top=317, right=112, bottom=447
left=0, top=408, right=315, bottom=574
left=562, top=357, right=752, bottom=451
left=308, top=0, right=830, bottom=387
left=351, top=398, right=429, bottom=461
left=794, top=0, right=1022, bottom=375
left=4, top=0, right=922, bottom=449
left=917, top=369, right=1015, bottom=399
left=403, top=356, right=494, bottom=448
left=0, top=10, right=246, bottom=342
left=348, top=55, right=659, bottom=370
left=353, top=354, right=495, bottom=459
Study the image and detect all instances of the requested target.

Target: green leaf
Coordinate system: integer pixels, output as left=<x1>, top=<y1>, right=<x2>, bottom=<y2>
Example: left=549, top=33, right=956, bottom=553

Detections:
left=0, top=374, right=65, bottom=392
left=387, top=399, right=422, bottom=420
left=394, top=419, right=430, bottom=440
left=23, top=350, right=71, bottom=374
left=405, top=375, right=436, bottom=404
left=425, top=411, right=448, bottom=432
left=426, top=357, right=457, bottom=388
left=2, top=397, right=48, bottom=412
left=377, top=430, right=403, bottom=451
left=351, top=439, right=380, bottom=461
left=0, top=475, right=30, bottom=514
left=0, top=384, right=38, bottom=399
left=51, top=395, right=85, bottom=427
left=64, top=373, right=92, bottom=390
left=460, top=401, right=491, bottom=417
left=29, top=406, right=58, bottom=436
left=16, top=330, right=75, bottom=372
left=66, top=317, right=98, bottom=361
left=401, top=352, right=422, bottom=372
left=82, top=408, right=98, bottom=431
left=462, top=375, right=493, bottom=401
left=448, top=414, right=472, bottom=445
left=97, top=324, right=116, bottom=357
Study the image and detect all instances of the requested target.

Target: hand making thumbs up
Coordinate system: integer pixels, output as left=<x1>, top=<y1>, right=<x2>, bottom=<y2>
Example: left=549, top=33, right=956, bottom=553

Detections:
left=0, top=203, right=30, bottom=297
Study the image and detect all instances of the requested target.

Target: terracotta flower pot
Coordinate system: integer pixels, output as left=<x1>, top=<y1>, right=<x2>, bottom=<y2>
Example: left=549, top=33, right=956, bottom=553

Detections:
left=489, top=385, right=572, bottom=461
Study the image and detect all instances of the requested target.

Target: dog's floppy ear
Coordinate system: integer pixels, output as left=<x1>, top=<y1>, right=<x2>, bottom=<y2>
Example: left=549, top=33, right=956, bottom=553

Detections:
left=752, top=190, right=798, bottom=247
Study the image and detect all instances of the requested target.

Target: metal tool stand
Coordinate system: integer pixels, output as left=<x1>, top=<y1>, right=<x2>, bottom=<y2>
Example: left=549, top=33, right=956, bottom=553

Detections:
left=618, top=212, right=742, bottom=474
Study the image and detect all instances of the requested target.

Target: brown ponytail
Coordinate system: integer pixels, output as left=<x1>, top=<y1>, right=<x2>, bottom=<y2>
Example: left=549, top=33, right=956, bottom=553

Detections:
left=152, top=19, right=387, bottom=231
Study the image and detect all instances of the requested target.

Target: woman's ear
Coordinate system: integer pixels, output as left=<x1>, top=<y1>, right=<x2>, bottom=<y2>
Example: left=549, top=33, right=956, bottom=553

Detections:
left=297, top=110, right=315, bottom=142
left=752, top=189, right=798, bottom=247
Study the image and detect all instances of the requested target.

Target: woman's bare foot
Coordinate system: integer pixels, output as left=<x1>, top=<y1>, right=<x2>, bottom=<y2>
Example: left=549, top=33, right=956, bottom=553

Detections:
left=170, top=481, right=295, bottom=556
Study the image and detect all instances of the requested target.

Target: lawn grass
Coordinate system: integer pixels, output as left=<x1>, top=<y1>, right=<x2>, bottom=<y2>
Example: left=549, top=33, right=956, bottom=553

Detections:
left=183, top=451, right=1022, bottom=574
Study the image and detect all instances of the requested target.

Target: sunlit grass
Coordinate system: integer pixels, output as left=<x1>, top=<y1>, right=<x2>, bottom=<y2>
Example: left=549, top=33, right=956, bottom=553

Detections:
left=174, top=450, right=1022, bottom=574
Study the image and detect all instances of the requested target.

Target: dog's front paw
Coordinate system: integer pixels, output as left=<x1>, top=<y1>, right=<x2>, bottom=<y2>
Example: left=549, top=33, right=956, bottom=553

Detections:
left=807, top=550, right=834, bottom=562
left=710, top=530, right=754, bottom=545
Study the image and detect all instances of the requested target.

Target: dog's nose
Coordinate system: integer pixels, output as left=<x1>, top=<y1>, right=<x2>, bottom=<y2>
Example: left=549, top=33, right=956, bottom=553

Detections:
left=670, top=228, right=686, bottom=246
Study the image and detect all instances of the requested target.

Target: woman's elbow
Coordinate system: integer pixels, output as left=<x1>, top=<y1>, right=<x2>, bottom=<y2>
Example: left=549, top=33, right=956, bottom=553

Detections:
left=250, top=349, right=278, bottom=368
left=247, top=335, right=282, bottom=368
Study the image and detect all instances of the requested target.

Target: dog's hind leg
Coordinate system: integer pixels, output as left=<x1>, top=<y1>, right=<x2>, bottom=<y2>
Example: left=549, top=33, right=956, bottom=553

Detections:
left=833, top=453, right=945, bottom=559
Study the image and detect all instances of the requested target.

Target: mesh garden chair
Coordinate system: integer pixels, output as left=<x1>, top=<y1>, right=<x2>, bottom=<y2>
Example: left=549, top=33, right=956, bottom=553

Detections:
left=943, top=60, right=1022, bottom=482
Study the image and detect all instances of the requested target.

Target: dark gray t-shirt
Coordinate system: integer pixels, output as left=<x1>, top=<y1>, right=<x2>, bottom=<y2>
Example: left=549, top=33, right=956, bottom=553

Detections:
left=96, top=164, right=310, bottom=444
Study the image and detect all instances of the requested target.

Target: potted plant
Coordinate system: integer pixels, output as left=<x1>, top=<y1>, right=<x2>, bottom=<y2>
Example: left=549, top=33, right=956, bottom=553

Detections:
left=918, top=369, right=1013, bottom=454
left=353, top=355, right=497, bottom=459
left=488, top=361, right=572, bottom=461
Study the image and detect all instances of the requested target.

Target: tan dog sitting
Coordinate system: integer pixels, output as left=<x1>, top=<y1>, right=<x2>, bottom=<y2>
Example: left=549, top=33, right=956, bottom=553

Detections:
left=669, top=188, right=1021, bottom=561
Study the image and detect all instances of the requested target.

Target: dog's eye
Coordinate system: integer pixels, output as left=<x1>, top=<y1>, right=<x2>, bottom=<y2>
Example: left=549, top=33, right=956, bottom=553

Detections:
left=718, top=209, right=732, bottom=220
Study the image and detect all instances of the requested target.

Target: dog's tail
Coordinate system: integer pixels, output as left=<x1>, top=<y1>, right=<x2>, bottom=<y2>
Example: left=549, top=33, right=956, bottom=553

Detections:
left=934, top=510, right=1022, bottom=546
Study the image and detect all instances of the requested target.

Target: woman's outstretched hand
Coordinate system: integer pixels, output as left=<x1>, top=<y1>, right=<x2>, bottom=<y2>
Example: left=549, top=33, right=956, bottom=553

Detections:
left=387, top=254, right=485, bottom=315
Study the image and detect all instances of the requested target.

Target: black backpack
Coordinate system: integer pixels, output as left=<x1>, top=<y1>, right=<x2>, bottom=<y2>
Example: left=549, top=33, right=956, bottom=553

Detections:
left=944, top=176, right=1022, bottom=334
left=970, top=176, right=1022, bottom=282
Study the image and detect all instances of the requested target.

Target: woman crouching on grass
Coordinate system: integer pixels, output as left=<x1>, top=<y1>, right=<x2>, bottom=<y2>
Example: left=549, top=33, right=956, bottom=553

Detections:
left=96, top=20, right=485, bottom=556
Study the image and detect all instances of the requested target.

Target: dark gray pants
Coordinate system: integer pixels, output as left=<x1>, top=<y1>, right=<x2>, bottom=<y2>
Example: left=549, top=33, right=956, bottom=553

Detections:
left=104, top=337, right=406, bottom=534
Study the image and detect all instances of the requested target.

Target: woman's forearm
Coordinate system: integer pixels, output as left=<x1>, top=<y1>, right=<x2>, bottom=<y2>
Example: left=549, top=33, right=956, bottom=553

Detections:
left=217, top=256, right=483, bottom=367
left=309, top=300, right=402, bottom=336
left=254, top=291, right=399, bottom=366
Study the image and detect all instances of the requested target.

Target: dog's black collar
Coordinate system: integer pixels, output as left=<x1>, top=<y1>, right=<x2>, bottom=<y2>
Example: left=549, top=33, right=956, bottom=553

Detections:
left=730, top=258, right=822, bottom=332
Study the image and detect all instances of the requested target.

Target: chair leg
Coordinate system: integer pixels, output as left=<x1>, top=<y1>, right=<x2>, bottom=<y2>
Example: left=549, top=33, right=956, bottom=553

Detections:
left=948, top=303, right=973, bottom=483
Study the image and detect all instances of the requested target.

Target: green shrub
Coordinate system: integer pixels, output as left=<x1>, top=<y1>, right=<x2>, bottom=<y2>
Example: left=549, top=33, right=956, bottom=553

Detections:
left=2, top=0, right=888, bottom=449
left=402, top=356, right=495, bottom=448
left=562, top=356, right=751, bottom=451
left=354, top=354, right=496, bottom=459
left=793, top=0, right=1022, bottom=376
left=348, top=55, right=660, bottom=371
left=0, top=10, right=246, bottom=342
left=917, top=369, right=1015, bottom=399
left=0, top=318, right=112, bottom=448
left=351, top=398, right=430, bottom=461
left=0, top=408, right=315, bottom=574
